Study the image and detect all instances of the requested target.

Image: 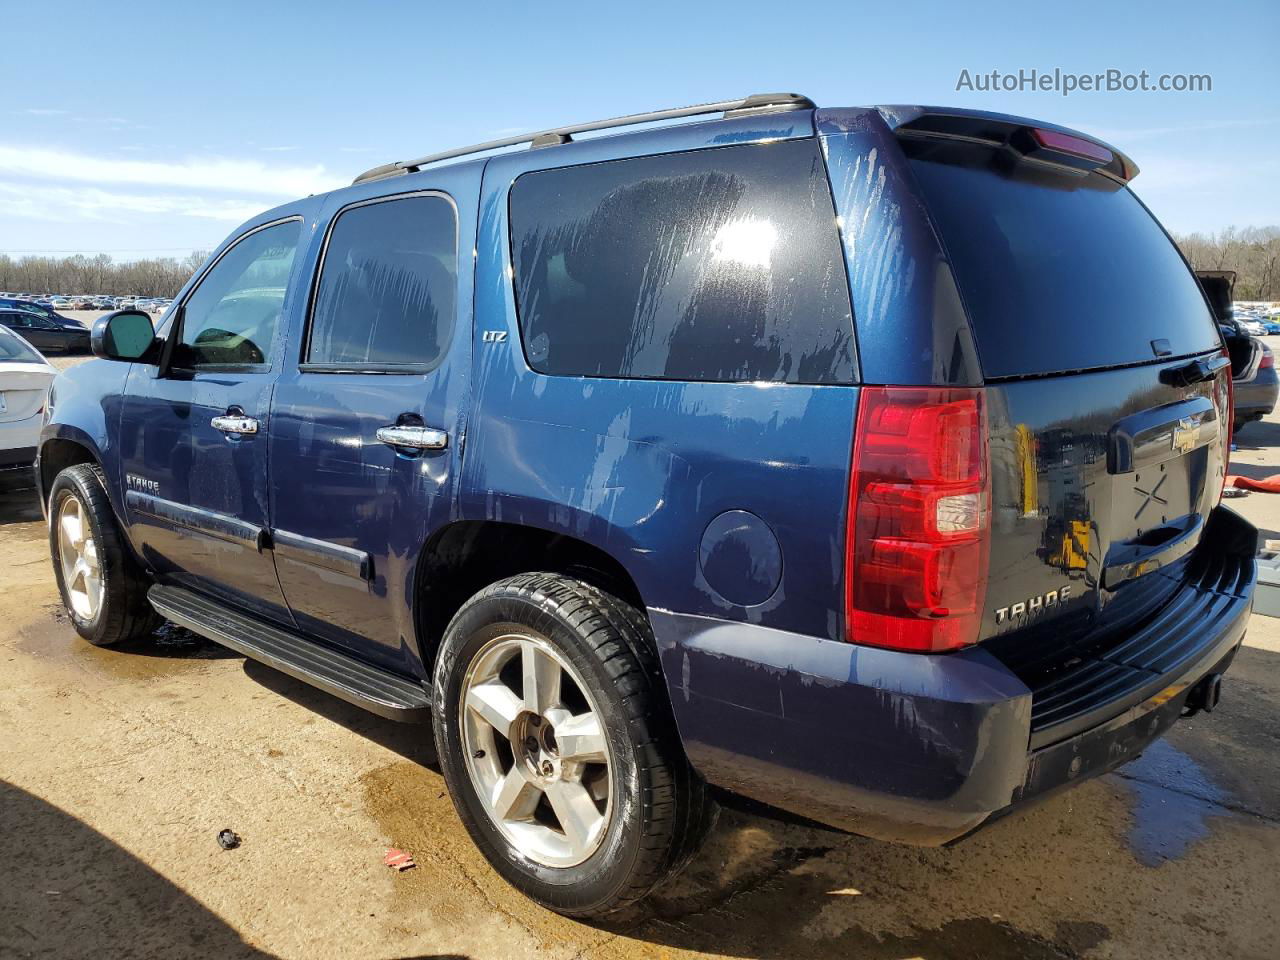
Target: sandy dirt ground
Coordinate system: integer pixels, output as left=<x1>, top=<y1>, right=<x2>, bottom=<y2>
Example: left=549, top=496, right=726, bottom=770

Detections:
left=2, top=346, right=1280, bottom=959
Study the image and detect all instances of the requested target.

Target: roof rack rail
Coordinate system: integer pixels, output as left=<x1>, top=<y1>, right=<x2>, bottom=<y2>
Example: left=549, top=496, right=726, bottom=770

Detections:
left=352, top=92, right=815, bottom=185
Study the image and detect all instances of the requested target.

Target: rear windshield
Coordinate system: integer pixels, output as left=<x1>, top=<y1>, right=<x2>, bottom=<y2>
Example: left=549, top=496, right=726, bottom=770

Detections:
left=905, top=141, right=1221, bottom=379
left=0, top=329, right=44, bottom=363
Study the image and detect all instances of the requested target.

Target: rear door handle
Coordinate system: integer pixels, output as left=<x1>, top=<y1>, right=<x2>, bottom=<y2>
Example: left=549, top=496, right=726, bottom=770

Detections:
left=376, top=425, right=448, bottom=450
left=211, top=413, right=259, bottom=435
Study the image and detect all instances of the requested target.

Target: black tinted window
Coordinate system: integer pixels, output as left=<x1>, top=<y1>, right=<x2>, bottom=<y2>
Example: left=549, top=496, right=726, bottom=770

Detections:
left=509, top=139, right=855, bottom=383
left=905, top=142, right=1220, bottom=378
left=2, top=311, right=50, bottom=329
left=308, top=194, right=457, bottom=367
left=179, top=219, right=300, bottom=368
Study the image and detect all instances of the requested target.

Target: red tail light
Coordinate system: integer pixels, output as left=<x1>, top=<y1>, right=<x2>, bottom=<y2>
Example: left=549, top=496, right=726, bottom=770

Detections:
left=1216, top=351, right=1233, bottom=502
left=846, top=387, right=990, bottom=653
left=1259, top=349, right=1273, bottom=370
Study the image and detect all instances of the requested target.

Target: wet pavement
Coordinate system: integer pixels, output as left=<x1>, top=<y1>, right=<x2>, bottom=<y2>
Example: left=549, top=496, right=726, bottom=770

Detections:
left=3, top=465, right=1280, bottom=957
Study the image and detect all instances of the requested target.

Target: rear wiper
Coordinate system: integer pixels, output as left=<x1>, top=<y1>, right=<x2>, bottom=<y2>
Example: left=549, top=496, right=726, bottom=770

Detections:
left=1159, top=353, right=1231, bottom=387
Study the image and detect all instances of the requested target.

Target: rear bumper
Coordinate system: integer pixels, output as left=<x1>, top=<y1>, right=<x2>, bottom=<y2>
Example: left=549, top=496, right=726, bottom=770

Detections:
left=1235, top=366, right=1279, bottom=419
left=654, top=507, right=1255, bottom=845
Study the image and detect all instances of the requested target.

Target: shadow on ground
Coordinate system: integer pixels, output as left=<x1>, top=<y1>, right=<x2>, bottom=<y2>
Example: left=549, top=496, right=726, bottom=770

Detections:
left=0, top=778, right=268, bottom=959
left=0, top=784, right=464, bottom=960
left=243, top=658, right=438, bottom=766
left=1233, top=417, right=1280, bottom=456
left=0, top=483, right=42, bottom=525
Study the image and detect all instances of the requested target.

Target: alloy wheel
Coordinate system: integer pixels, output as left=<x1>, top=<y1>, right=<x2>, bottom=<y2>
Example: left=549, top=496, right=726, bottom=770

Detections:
left=57, top=494, right=103, bottom=621
left=459, top=633, right=613, bottom=868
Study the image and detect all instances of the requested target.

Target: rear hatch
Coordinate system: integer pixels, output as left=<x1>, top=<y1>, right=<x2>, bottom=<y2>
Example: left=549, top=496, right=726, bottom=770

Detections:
left=899, top=128, right=1234, bottom=716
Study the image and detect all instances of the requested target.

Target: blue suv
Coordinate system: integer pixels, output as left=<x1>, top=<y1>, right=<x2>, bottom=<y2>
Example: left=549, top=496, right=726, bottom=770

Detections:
left=37, top=93, right=1254, bottom=917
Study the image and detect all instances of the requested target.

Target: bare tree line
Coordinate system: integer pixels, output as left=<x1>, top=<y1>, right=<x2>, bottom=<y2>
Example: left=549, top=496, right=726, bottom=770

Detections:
left=2, top=225, right=1278, bottom=302
left=0, top=252, right=208, bottom=298
left=1173, top=226, right=1280, bottom=300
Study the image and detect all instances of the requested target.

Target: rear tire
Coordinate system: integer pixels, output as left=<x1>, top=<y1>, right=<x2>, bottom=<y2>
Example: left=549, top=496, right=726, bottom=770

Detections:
left=48, top=463, right=157, bottom=646
left=432, top=573, right=715, bottom=918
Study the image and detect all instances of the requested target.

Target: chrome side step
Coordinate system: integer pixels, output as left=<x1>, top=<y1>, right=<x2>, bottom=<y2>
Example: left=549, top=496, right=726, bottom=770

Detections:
left=148, top=585, right=431, bottom=722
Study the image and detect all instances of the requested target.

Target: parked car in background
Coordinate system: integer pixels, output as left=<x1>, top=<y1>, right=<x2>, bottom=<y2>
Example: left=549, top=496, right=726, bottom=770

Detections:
left=1196, top=273, right=1277, bottom=432
left=0, top=298, right=86, bottom=330
left=1234, top=340, right=1279, bottom=431
left=0, top=309, right=90, bottom=354
left=39, top=96, right=1252, bottom=918
left=0, top=327, right=56, bottom=489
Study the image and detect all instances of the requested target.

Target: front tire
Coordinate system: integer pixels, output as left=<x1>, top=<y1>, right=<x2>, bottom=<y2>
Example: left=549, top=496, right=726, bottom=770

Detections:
left=48, top=463, right=157, bottom=646
left=432, top=573, right=714, bottom=918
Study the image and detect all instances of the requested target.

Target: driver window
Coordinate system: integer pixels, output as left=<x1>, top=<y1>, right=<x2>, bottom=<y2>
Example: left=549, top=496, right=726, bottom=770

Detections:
left=177, top=219, right=301, bottom=368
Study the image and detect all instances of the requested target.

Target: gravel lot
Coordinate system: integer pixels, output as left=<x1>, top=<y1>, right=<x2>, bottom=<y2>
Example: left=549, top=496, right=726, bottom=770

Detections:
left=3, top=340, right=1279, bottom=959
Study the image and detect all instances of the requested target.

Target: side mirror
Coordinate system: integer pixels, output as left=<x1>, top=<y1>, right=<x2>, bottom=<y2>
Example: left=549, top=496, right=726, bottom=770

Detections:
left=92, top=310, right=157, bottom=362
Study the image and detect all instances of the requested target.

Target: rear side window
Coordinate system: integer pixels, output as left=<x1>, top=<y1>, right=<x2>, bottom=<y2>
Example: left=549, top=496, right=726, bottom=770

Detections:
left=508, top=139, right=855, bottom=383
left=307, top=194, right=457, bottom=369
left=905, top=141, right=1221, bottom=379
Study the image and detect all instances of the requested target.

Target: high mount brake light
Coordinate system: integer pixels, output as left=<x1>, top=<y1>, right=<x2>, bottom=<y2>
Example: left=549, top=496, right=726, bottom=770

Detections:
left=1029, top=128, right=1114, bottom=164
left=846, top=387, right=990, bottom=654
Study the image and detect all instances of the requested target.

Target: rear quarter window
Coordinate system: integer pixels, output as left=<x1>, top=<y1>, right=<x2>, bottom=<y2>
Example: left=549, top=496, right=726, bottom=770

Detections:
left=905, top=141, right=1221, bottom=379
left=508, top=139, right=856, bottom=383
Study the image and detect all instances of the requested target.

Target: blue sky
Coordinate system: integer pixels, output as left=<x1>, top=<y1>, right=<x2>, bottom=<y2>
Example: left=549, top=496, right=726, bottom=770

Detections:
left=4, top=0, right=1277, bottom=259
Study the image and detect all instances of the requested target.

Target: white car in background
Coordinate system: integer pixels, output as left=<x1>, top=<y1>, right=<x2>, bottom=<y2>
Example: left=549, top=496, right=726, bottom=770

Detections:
left=0, top=327, right=57, bottom=489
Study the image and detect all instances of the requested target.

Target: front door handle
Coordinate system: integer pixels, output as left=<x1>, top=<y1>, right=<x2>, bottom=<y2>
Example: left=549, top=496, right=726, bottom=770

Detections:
left=211, top=413, right=259, bottom=435
left=376, top=425, right=448, bottom=450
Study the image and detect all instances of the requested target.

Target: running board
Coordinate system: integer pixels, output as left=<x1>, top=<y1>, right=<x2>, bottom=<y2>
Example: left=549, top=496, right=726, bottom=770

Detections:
left=147, top=585, right=431, bottom=722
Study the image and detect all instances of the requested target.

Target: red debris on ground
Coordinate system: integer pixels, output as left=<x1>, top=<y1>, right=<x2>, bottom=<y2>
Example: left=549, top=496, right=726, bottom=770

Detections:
left=383, top=848, right=416, bottom=871
left=1228, top=474, right=1280, bottom=493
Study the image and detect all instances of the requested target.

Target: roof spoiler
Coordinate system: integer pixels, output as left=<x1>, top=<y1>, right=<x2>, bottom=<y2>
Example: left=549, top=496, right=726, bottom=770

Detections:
left=878, top=105, right=1139, bottom=183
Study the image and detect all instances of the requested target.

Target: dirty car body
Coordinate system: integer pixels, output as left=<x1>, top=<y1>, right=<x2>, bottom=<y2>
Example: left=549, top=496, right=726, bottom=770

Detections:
left=38, top=96, right=1254, bottom=882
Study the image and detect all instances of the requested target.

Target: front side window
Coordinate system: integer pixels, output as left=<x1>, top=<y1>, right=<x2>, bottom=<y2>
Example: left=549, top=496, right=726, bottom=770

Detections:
left=176, top=219, right=301, bottom=368
left=307, top=194, right=457, bottom=368
left=508, top=139, right=856, bottom=383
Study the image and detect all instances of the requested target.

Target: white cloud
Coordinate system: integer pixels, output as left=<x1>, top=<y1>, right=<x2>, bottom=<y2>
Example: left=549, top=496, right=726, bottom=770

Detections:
left=0, top=145, right=343, bottom=197
left=0, top=181, right=267, bottom=224
left=260, top=145, right=299, bottom=152
left=23, top=108, right=68, bottom=117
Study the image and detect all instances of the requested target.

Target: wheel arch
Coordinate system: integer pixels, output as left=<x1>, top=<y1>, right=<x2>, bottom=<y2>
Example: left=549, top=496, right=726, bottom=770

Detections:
left=39, top=433, right=101, bottom=509
left=412, top=520, right=648, bottom=676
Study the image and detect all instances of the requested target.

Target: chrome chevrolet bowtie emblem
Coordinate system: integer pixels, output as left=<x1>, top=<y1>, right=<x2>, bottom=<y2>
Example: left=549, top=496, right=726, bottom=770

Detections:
left=1172, top=417, right=1199, bottom=455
